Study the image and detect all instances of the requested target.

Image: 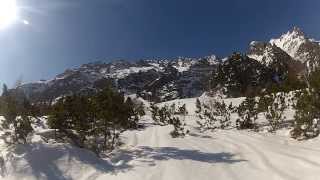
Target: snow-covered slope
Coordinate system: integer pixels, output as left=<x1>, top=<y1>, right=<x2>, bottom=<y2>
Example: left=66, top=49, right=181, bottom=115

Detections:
left=1, top=97, right=320, bottom=180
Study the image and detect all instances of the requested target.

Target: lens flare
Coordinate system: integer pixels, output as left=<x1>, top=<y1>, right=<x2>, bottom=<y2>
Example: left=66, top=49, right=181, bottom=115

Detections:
left=23, top=20, right=29, bottom=25
left=0, top=0, right=18, bottom=29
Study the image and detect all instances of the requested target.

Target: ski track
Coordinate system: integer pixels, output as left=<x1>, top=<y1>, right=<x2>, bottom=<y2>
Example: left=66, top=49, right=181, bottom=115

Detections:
left=220, top=132, right=299, bottom=180
left=232, top=132, right=320, bottom=166
left=99, top=123, right=320, bottom=180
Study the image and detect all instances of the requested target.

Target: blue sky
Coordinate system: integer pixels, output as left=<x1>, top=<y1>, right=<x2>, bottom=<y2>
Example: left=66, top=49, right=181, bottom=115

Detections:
left=0, top=0, right=320, bottom=87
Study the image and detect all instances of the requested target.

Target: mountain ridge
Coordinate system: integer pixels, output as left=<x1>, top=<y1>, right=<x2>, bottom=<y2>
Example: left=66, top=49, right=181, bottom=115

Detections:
left=17, top=27, right=320, bottom=102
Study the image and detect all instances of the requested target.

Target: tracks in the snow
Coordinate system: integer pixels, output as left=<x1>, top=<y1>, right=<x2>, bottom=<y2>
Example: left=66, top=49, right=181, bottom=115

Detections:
left=118, top=125, right=320, bottom=180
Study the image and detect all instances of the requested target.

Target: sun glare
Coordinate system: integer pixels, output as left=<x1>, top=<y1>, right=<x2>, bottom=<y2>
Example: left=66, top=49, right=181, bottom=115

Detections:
left=0, top=0, right=18, bottom=29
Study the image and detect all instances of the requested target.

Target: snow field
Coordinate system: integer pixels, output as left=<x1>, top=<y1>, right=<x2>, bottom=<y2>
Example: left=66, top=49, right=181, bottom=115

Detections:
left=1, top=96, right=320, bottom=180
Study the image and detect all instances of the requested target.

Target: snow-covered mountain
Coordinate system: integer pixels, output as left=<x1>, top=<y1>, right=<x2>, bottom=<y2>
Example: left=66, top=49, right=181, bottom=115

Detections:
left=248, top=41, right=293, bottom=66
left=270, top=27, right=320, bottom=72
left=18, top=27, right=320, bottom=102
left=247, top=41, right=305, bottom=81
left=270, top=27, right=308, bottom=62
left=210, top=27, right=320, bottom=97
left=18, top=57, right=219, bottom=102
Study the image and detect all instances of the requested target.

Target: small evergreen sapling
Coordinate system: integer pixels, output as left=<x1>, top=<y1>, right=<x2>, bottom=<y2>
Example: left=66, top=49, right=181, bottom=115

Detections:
left=150, top=103, right=188, bottom=138
left=150, top=103, right=160, bottom=123
left=216, top=101, right=231, bottom=129
left=291, top=69, right=320, bottom=139
left=263, top=93, right=287, bottom=132
left=170, top=104, right=189, bottom=138
left=195, top=98, right=202, bottom=114
left=291, top=90, right=320, bottom=139
left=170, top=116, right=187, bottom=138
left=236, top=97, right=258, bottom=130
left=0, top=84, right=34, bottom=144
left=196, top=99, right=231, bottom=131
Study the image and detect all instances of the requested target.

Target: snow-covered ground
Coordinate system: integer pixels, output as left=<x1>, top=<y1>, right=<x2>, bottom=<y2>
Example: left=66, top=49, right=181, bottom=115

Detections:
left=1, top=97, right=320, bottom=180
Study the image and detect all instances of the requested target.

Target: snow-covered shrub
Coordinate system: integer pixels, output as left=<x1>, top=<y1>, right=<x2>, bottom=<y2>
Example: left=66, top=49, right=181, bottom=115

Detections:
left=195, top=98, right=202, bottom=114
left=176, top=104, right=188, bottom=115
left=158, top=105, right=172, bottom=125
left=196, top=98, right=231, bottom=131
left=0, top=84, right=34, bottom=144
left=236, top=97, right=258, bottom=130
left=291, top=89, right=320, bottom=139
left=151, top=104, right=171, bottom=125
left=151, top=103, right=188, bottom=137
left=134, top=101, right=146, bottom=117
left=48, top=86, right=139, bottom=154
left=150, top=103, right=160, bottom=122
left=259, top=93, right=287, bottom=132
left=170, top=117, right=187, bottom=138
left=227, top=102, right=236, bottom=113
left=291, top=69, right=320, bottom=139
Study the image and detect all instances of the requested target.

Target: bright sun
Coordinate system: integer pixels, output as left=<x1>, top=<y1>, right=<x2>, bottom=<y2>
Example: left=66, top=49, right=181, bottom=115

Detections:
left=0, top=0, right=18, bottom=29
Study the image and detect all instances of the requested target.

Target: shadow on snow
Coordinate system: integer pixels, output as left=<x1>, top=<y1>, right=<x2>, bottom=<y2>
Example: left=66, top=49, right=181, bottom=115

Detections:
left=4, top=143, right=246, bottom=179
left=111, top=146, right=246, bottom=170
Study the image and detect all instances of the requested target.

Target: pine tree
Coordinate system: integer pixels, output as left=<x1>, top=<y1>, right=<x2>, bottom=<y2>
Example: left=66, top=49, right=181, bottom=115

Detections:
left=135, top=102, right=146, bottom=117
left=291, top=69, right=320, bottom=139
left=72, top=95, right=92, bottom=147
left=178, top=104, right=188, bottom=116
left=228, top=102, right=235, bottom=113
left=94, top=87, right=117, bottom=150
left=47, top=86, right=137, bottom=153
left=262, top=93, right=287, bottom=132
left=124, top=97, right=138, bottom=129
left=258, top=95, right=273, bottom=113
left=168, top=104, right=189, bottom=138
left=195, top=98, right=202, bottom=114
left=291, top=89, right=320, bottom=139
left=158, top=105, right=171, bottom=125
left=0, top=84, right=33, bottom=144
left=150, top=103, right=160, bottom=123
left=170, top=103, right=176, bottom=115
left=48, top=97, right=70, bottom=134
left=196, top=100, right=217, bottom=131
left=16, top=97, right=33, bottom=144
left=196, top=99, right=231, bottom=131
left=0, top=85, right=18, bottom=130
left=150, top=103, right=188, bottom=137
left=217, top=101, right=231, bottom=129
left=170, top=116, right=187, bottom=138
left=2, top=84, right=8, bottom=96
left=236, top=97, right=258, bottom=130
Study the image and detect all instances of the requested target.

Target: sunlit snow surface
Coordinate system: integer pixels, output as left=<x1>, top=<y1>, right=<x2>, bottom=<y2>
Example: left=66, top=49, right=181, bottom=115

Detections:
left=0, top=95, right=320, bottom=180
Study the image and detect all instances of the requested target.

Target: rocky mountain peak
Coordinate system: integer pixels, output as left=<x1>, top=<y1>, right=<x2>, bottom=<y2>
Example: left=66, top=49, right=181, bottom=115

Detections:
left=269, top=27, right=307, bottom=61
left=292, top=26, right=305, bottom=36
left=247, top=41, right=293, bottom=66
left=269, top=27, right=320, bottom=72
